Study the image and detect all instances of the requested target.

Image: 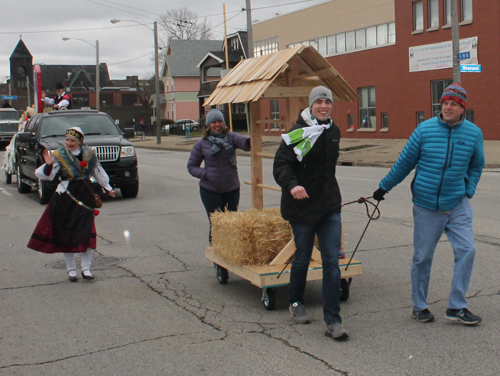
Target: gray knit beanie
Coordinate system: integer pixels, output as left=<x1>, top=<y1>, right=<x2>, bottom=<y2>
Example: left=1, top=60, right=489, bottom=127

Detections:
left=309, top=86, right=333, bottom=108
left=206, top=109, right=225, bottom=127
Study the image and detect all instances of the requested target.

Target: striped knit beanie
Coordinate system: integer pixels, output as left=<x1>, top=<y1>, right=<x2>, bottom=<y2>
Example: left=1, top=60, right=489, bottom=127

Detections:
left=440, top=83, right=467, bottom=108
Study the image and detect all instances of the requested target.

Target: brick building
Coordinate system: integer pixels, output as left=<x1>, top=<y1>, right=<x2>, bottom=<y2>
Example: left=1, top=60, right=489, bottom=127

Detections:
left=252, top=0, right=499, bottom=140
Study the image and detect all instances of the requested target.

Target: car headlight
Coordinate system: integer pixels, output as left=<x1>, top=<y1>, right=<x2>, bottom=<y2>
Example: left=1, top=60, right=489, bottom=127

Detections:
left=121, top=146, right=135, bottom=157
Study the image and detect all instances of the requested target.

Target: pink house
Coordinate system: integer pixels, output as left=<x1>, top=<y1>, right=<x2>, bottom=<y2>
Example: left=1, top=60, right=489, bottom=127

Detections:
left=162, top=39, right=222, bottom=122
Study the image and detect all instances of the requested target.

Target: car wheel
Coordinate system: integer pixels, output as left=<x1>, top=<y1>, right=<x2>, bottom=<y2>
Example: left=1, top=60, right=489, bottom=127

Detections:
left=17, top=164, right=31, bottom=194
left=120, top=182, right=139, bottom=198
left=5, top=171, right=12, bottom=184
left=170, top=128, right=178, bottom=135
left=191, top=126, right=198, bottom=132
left=38, top=178, right=54, bottom=205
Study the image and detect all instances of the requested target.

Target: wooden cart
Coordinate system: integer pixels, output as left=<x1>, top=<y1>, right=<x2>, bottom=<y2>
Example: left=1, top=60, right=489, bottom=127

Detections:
left=204, top=46, right=362, bottom=310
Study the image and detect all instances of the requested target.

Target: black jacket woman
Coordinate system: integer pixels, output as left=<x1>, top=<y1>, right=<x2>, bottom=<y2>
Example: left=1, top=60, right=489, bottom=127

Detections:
left=27, top=127, right=115, bottom=282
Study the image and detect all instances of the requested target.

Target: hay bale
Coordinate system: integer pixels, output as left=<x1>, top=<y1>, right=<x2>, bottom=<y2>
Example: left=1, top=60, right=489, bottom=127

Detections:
left=211, top=208, right=292, bottom=265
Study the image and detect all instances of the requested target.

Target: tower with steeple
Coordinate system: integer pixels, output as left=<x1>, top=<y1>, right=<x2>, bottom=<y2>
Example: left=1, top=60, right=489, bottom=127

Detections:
left=9, top=37, right=33, bottom=111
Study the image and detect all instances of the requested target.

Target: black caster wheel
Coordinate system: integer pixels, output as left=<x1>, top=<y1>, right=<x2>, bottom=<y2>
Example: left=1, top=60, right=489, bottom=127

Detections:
left=214, top=263, right=228, bottom=284
left=262, top=287, right=277, bottom=310
left=340, top=278, right=352, bottom=302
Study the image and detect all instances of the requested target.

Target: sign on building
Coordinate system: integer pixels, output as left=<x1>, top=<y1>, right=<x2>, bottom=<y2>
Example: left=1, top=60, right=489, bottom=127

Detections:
left=409, top=37, right=478, bottom=73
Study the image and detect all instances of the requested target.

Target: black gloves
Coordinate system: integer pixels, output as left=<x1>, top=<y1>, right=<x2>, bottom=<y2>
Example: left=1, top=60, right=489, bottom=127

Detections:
left=373, top=188, right=387, bottom=202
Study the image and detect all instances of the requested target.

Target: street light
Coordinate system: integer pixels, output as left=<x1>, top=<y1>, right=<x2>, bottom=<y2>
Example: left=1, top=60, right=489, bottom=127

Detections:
left=62, top=37, right=100, bottom=111
left=110, top=19, right=161, bottom=145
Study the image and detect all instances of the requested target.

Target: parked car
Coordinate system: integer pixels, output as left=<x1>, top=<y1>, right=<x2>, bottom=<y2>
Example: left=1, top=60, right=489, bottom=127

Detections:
left=0, top=108, right=20, bottom=143
left=15, top=109, right=139, bottom=204
left=164, top=119, right=199, bottom=135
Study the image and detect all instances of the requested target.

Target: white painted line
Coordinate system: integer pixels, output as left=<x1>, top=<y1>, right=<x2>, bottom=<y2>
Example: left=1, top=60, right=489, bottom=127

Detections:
left=0, top=188, right=13, bottom=196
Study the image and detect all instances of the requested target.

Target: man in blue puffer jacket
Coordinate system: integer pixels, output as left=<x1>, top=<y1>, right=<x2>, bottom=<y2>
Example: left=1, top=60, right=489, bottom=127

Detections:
left=373, top=83, right=484, bottom=325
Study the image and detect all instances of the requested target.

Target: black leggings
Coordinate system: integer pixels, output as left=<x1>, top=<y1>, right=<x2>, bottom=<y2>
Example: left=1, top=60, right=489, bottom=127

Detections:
left=200, top=186, right=240, bottom=243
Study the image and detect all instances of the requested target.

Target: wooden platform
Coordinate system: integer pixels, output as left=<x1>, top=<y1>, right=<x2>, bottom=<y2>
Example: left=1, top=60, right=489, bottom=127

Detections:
left=206, top=246, right=363, bottom=289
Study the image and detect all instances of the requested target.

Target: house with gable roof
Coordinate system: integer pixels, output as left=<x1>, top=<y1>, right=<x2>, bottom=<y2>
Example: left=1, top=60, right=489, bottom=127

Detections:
left=196, top=31, right=249, bottom=129
left=162, top=39, right=223, bottom=122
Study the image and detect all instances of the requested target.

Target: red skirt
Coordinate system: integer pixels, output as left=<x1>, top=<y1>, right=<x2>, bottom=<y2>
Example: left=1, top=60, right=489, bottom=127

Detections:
left=28, top=202, right=97, bottom=254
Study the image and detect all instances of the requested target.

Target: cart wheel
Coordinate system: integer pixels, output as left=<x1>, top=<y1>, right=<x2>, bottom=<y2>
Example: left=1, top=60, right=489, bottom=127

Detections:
left=262, top=288, right=277, bottom=311
left=340, top=278, right=352, bottom=302
left=214, top=264, right=228, bottom=285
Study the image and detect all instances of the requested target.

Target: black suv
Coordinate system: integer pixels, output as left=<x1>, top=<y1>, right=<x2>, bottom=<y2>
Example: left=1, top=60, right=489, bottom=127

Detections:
left=15, top=110, right=139, bottom=204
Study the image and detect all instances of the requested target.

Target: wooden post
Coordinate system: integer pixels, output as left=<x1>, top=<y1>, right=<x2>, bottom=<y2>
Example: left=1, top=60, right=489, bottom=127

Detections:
left=250, top=101, right=264, bottom=209
left=285, top=61, right=301, bottom=131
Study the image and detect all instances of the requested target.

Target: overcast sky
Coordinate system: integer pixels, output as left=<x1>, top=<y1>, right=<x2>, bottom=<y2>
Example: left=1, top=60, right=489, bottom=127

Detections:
left=0, top=0, right=329, bottom=82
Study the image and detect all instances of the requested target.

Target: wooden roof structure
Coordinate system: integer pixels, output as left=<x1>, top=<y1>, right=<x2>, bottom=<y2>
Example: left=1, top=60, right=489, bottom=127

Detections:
left=205, top=45, right=360, bottom=107
left=204, top=45, right=360, bottom=210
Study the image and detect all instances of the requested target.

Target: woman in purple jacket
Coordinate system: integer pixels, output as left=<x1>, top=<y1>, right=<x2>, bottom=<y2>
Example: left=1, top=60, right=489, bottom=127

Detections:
left=187, top=109, right=251, bottom=243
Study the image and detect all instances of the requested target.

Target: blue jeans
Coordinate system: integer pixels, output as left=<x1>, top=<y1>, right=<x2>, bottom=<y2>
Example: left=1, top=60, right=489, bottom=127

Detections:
left=289, top=211, right=342, bottom=325
left=412, top=197, right=476, bottom=311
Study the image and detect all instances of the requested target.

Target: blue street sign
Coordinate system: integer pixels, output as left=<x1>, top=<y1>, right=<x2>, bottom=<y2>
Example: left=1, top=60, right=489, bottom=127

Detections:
left=458, top=52, right=471, bottom=60
left=1, top=95, right=17, bottom=100
left=460, top=64, right=481, bottom=73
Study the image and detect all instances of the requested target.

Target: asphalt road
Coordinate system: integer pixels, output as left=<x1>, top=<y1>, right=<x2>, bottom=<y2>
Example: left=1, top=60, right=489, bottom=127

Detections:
left=0, top=148, right=499, bottom=375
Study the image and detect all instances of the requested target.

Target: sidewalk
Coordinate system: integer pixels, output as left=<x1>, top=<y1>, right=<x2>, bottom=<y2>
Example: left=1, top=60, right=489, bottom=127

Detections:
left=131, top=134, right=500, bottom=168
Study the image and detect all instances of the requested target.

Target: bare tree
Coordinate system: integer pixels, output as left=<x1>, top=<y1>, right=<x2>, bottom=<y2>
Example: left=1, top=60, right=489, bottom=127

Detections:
left=159, top=7, right=214, bottom=41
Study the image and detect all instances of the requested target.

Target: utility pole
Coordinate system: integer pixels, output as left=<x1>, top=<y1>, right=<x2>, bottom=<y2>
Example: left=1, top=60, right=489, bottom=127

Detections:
left=154, top=21, right=161, bottom=144
left=96, top=40, right=100, bottom=111
left=451, top=0, right=461, bottom=84
left=246, top=0, right=254, bottom=58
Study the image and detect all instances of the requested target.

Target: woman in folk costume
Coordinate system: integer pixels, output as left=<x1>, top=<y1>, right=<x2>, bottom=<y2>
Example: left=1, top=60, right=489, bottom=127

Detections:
left=28, top=127, right=115, bottom=282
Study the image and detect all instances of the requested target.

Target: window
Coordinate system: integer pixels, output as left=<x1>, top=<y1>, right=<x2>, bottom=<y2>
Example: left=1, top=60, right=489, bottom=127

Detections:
left=377, top=24, right=388, bottom=45
left=347, top=114, right=354, bottom=130
left=413, top=1, right=424, bottom=31
left=366, top=26, right=377, bottom=47
left=461, top=0, right=473, bottom=21
left=270, top=100, right=280, bottom=130
left=381, top=113, right=389, bottom=129
left=346, top=31, right=355, bottom=51
left=416, top=111, right=425, bottom=126
left=230, top=37, right=240, bottom=51
left=358, top=87, right=376, bottom=129
left=465, top=109, right=474, bottom=123
left=233, top=102, right=245, bottom=114
left=356, top=29, right=366, bottom=49
left=388, top=23, right=396, bottom=43
left=327, top=36, right=336, bottom=55
left=318, top=37, right=327, bottom=55
left=428, top=0, right=439, bottom=28
left=336, top=33, right=346, bottom=53
left=288, top=21, right=396, bottom=57
left=444, top=0, right=451, bottom=25
left=254, top=37, right=279, bottom=56
left=73, top=94, right=90, bottom=108
left=122, top=94, right=137, bottom=106
left=431, top=79, right=453, bottom=116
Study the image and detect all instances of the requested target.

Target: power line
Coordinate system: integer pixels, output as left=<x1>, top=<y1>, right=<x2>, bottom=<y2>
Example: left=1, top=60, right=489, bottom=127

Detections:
left=207, top=10, right=244, bottom=33
left=98, top=0, right=158, bottom=17
left=252, top=0, right=317, bottom=11
left=108, top=51, right=154, bottom=65
left=0, top=24, right=145, bottom=35
left=0, top=1, right=325, bottom=37
left=85, top=0, right=157, bottom=20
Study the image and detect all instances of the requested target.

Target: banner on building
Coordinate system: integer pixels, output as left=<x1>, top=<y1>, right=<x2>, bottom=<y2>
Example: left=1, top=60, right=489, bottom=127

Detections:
left=409, top=36, right=478, bottom=72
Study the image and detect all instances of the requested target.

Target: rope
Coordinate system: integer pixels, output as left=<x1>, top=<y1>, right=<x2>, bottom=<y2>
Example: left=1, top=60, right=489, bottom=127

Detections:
left=343, top=197, right=381, bottom=270
left=276, top=196, right=381, bottom=278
